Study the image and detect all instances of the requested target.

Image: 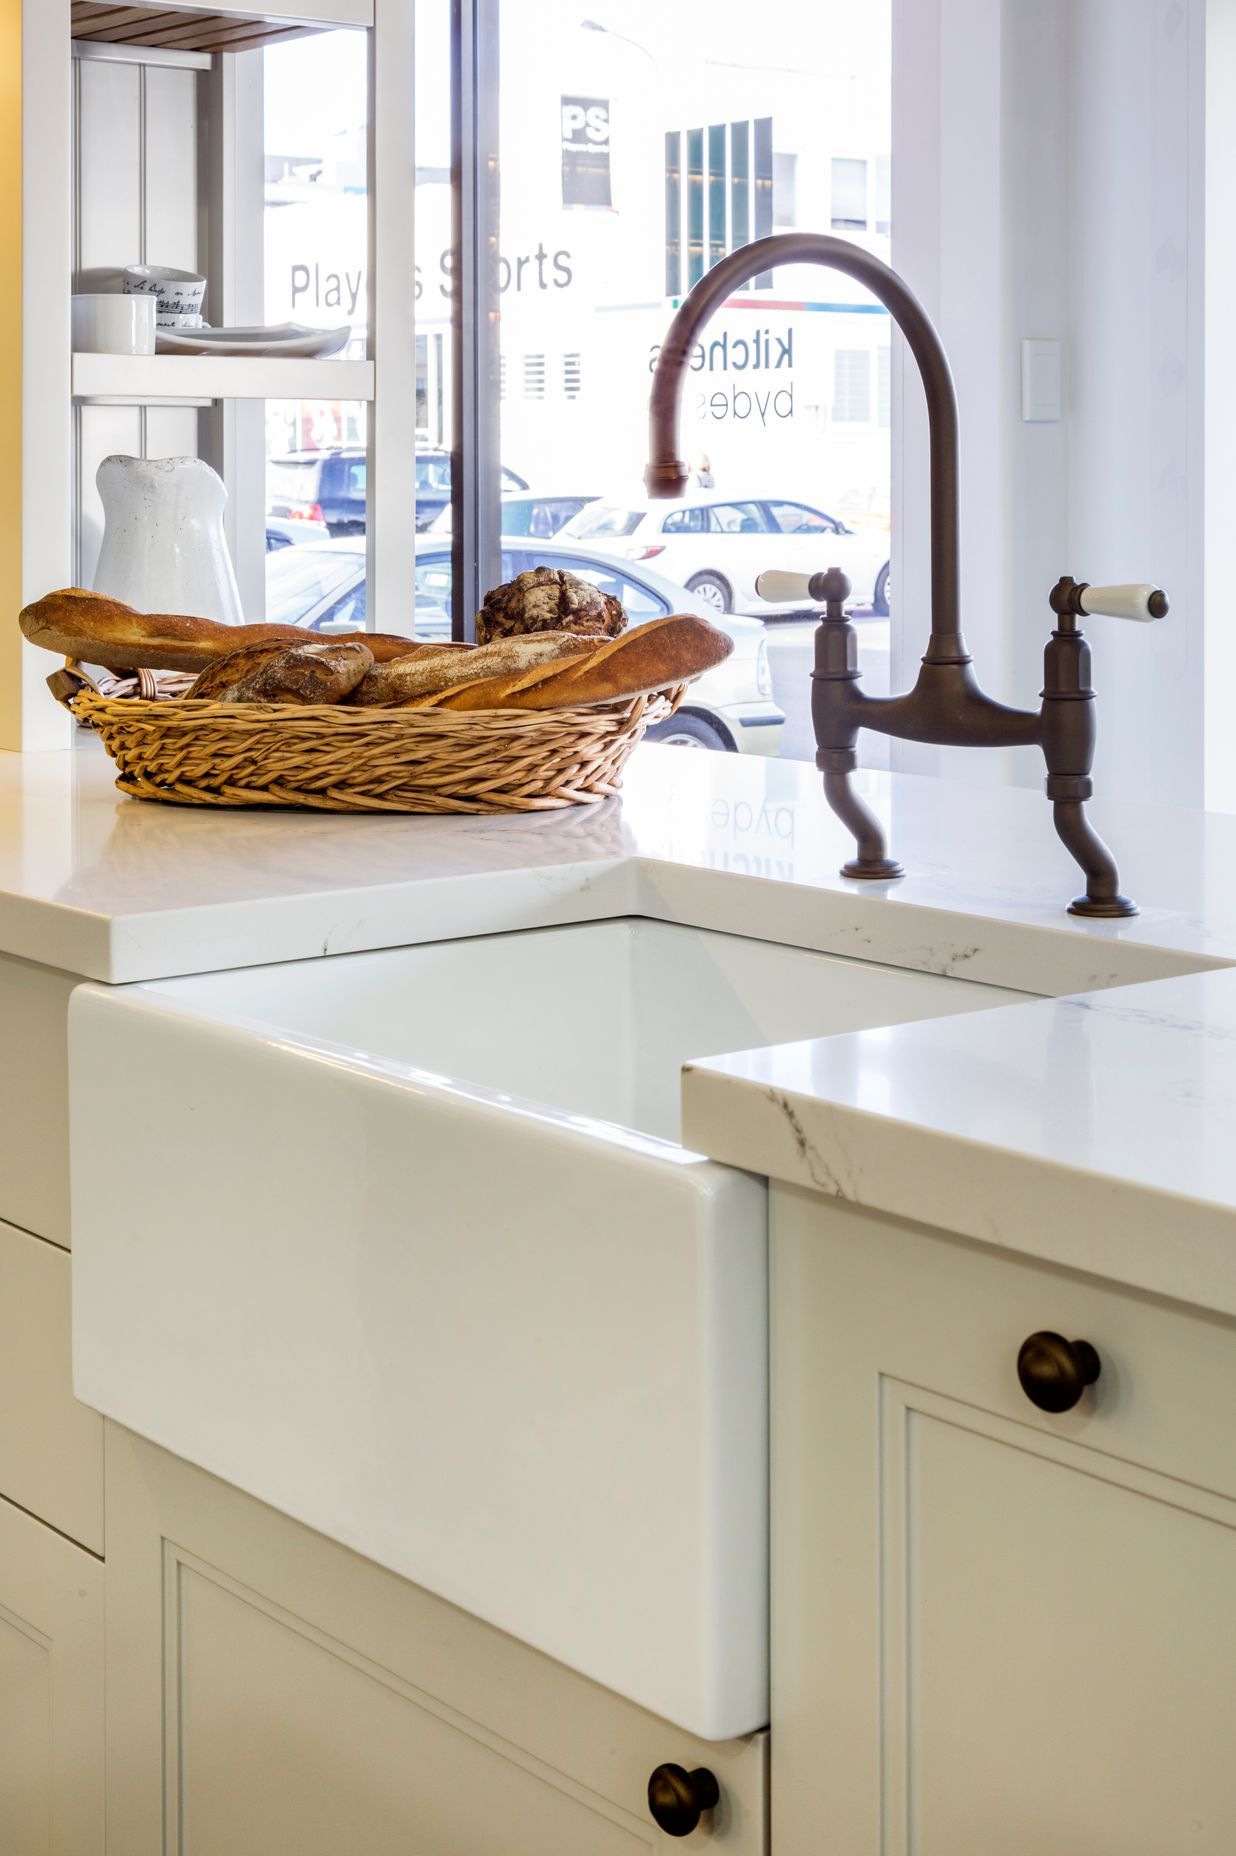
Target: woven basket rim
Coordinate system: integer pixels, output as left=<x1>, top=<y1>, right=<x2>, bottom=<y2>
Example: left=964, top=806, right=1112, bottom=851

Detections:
left=68, top=687, right=671, bottom=726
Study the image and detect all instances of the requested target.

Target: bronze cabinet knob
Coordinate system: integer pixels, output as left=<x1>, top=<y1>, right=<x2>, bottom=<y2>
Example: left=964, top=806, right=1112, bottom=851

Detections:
left=647, top=1764, right=720, bottom=1837
left=1017, top=1331, right=1101, bottom=1413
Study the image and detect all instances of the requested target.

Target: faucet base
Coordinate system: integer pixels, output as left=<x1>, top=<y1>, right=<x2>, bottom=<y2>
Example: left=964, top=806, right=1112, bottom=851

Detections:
left=840, top=857, right=906, bottom=882
left=1067, top=893, right=1139, bottom=919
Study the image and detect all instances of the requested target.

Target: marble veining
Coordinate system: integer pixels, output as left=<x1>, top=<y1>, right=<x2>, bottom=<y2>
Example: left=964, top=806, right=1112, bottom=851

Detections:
left=682, top=969, right=1236, bottom=1318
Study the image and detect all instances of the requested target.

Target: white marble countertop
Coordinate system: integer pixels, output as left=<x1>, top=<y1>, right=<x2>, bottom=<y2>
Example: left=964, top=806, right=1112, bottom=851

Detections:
left=3, top=733, right=1236, bottom=986
left=682, top=967, right=1236, bottom=1320
left=8, top=735, right=1236, bottom=1316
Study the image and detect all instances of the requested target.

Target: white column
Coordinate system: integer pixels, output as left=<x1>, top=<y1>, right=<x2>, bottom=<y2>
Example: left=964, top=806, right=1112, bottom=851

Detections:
left=12, top=0, right=73, bottom=751
left=367, top=0, right=418, bottom=637
left=1204, top=0, right=1236, bottom=813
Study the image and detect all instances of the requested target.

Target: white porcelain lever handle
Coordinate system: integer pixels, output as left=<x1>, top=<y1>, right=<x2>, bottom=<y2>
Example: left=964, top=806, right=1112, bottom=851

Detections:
left=1077, top=582, right=1169, bottom=622
left=755, top=570, right=814, bottom=602
left=755, top=568, right=852, bottom=604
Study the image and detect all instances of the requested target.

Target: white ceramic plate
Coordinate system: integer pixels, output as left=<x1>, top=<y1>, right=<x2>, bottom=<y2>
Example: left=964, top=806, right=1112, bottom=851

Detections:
left=153, top=321, right=352, bottom=358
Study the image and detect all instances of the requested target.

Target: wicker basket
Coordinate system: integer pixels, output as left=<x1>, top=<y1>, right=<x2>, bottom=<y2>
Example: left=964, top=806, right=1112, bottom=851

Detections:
left=68, top=683, right=685, bottom=814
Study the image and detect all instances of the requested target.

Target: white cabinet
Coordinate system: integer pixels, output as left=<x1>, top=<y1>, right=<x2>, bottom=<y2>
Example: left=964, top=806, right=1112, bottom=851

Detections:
left=0, top=1493, right=104, bottom=1856
left=0, top=1219, right=103, bottom=1551
left=0, top=954, right=74, bottom=1247
left=769, top=1187, right=1236, bottom=1856
left=105, top=1425, right=768, bottom=1856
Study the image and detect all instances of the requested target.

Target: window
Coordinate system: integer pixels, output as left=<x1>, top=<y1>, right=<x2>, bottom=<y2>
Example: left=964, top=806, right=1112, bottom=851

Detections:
left=877, top=345, right=891, bottom=427
left=833, top=350, right=872, bottom=422
left=415, top=453, right=452, bottom=493
left=774, top=151, right=798, bottom=228
left=831, top=156, right=868, bottom=231
left=264, top=545, right=363, bottom=625
left=523, top=354, right=546, bottom=400
left=767, top=502, right=837, bottom=535
left=875, top=153, right=891, bottom=236
left=316, top=580, right=368, bottom=632
left=483, top=3, right=892, bottom=757
left=706, top=502, right=767, bottom=534
left=665, top=116, right=775, bottom=294
left=569, top=505, right=645, bottom=539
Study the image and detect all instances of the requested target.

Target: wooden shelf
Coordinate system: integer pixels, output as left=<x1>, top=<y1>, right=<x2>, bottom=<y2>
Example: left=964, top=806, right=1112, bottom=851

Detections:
left=70, top=2, right=372, bottom=53
left=72, top=352, right=376, bottom=402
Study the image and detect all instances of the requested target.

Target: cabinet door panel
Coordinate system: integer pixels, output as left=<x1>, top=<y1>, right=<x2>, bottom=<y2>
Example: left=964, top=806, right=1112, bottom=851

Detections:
left=0, top=1597, right=52, bottom=1855
left=770, top=1188, right=1236, bottom=1856
left=173, top=1555, right=649, bottom=1856
left=0, top=1495, right=104, bottom=1856
left=106, top=1426, right=767, bottom=1856
left=903, top=1404, right=1235, bottom=1855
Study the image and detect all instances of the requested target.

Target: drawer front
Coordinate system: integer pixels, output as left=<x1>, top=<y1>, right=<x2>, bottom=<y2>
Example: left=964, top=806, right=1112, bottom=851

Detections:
left=106, top=1427, right=768, bottom=1856
left=0, top=1219, right=104, bottom=1552
left=789, top=1194, right=1236, bottom=1501
left=0, top=954, right=74, bottom=1247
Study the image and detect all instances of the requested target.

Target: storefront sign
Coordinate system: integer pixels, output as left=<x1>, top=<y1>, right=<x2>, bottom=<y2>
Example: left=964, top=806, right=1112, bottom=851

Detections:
left=561, top=97, right=612, bottom=209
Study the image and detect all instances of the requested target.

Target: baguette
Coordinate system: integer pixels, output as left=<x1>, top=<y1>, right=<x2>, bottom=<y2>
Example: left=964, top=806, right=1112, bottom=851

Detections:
left=348, top=629, right=597, bottom=707
left=19, top=587, right=449, bottom=673
left=417, top=614, right=733, bottom=713
left=189, top=640, right=374, bottom=705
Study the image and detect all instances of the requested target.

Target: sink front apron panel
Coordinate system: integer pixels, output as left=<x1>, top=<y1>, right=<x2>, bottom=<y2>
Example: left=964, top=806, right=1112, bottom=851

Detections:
left=68, top=920, right=1029, bottom=1739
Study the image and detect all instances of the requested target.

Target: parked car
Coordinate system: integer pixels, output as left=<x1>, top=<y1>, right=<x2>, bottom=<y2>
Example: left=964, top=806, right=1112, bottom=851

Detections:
left=431, top=490, right=601, bottom=540
left=561, top=492, right=890, bottom=616
left=266, top=516, right=329, bottom=551
left=264, top=535, right=784, bottom=754
left=268, top=447, right=529, bottom=537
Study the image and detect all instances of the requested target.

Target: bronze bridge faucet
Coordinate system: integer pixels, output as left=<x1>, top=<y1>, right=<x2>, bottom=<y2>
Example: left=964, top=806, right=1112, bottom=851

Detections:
left=646, top=233, right=1168, bottom=918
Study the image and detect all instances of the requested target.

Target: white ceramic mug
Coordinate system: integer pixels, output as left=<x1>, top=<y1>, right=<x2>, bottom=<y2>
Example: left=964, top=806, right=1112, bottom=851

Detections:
left=71, top=293, right=156, bottom=355
left=122, top=263, right=207, bottom=323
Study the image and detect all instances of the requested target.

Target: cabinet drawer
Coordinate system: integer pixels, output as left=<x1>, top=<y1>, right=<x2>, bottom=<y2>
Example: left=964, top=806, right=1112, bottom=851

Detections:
left=0, top=1219, right=104, bottom=1552
left=106, top=1427, right=768, bottom=1856
left=791, top=1196, right=1236, bottom=1501
left=0, top=954, right=74, bottom=1248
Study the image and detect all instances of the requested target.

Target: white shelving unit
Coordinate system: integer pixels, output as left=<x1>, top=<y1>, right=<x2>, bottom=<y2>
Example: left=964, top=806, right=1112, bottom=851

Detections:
left=7, top=0, right=414, bottom=752
left=71, top=353, right=377, bottom=403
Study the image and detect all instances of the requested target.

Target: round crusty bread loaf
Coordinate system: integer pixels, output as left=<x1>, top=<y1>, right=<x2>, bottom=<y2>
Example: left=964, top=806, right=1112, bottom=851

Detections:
left=19, top=587, right=452, bottom=674
left=348, top=629, right=596, bottom=707
left=475, top=567, right=627, bottom=646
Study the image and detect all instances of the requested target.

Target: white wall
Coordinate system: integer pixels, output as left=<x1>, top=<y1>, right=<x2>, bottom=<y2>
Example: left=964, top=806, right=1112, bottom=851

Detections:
left=1205, top=0, right=1236, bottom=814
left=892, top=0, right=1205, bottom=811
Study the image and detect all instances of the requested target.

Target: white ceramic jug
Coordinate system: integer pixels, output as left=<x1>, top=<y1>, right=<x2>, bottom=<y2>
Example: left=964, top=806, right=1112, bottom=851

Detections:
left=93, top=454, right=244, bottom=625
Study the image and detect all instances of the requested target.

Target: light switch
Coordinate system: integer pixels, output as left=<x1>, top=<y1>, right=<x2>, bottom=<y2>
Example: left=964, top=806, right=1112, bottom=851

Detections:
left=1021, top=338, right=1061, bottom=422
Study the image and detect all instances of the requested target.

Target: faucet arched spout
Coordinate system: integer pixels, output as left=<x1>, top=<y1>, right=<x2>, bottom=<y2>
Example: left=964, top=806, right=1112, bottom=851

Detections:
left=644, top=232, right=1146, bottom=919
left=646, top=233, right=965, bottom=661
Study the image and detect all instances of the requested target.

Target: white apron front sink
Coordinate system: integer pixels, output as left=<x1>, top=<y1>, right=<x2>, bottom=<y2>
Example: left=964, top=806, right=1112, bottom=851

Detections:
left=69, top=917, right=1028, bottom=1738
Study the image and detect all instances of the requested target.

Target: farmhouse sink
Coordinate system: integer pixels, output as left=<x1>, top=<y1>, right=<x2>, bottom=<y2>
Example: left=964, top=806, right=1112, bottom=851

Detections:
left=69, top=918, right=1029, bottom=1738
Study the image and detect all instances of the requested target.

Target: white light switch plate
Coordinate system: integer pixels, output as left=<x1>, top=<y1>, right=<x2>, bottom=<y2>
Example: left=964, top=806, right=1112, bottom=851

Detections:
left=1022, top=338, right=1062, bottom=422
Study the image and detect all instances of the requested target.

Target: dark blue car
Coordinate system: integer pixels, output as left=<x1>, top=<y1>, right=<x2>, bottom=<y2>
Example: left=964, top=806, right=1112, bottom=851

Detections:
left=268, top=447, right=529, bottom=536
